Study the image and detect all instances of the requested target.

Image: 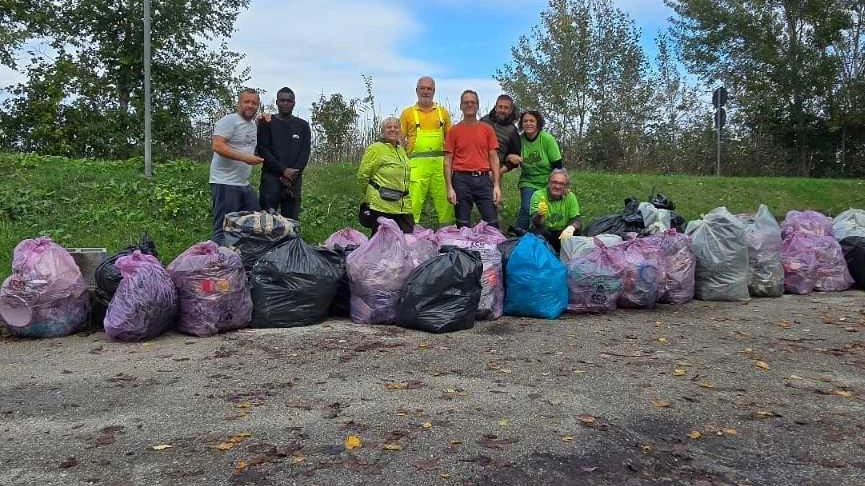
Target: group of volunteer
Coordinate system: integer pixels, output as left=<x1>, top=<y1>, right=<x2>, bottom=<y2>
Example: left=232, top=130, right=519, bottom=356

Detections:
left=359, top=76, right=574, bottom=248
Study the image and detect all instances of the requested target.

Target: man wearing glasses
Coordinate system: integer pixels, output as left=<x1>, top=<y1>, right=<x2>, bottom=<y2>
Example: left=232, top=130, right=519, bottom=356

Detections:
left=530, top=168, right=582, bottom=253
left=444, top=90, right=501, bottom=228
left=257, top=87, right=311, bottom=220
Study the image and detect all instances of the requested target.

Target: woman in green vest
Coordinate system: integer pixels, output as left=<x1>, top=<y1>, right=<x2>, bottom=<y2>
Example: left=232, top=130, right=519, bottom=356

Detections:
left=357, top=117, right=413, bottom=234
left=515, top=110, right=563, bottom=232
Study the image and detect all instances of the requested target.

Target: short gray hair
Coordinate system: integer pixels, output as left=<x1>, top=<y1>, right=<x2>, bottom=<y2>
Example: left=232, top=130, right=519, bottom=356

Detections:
left=549, top=168, right=570, bottom=185
left=380, top=117, right=400, bottom=136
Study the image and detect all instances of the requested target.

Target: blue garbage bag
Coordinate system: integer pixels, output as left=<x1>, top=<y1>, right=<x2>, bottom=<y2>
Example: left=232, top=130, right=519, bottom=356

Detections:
left=502, top=234, right=568, bottom=319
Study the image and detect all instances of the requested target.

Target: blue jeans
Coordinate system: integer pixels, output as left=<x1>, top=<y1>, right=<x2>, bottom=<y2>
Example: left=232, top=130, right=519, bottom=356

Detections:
left=516, top=186, right=537, bottom=230
left=210, top=183, right=260, bottom=246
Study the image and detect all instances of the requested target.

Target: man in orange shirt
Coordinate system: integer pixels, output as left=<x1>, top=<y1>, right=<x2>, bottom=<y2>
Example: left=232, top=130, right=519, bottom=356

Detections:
left=445, top=90, right=502, bottom=228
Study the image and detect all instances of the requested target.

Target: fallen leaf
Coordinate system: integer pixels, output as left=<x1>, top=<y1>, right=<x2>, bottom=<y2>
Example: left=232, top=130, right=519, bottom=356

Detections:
left=835, top=390, right=854, bottom=398
left=577, top=414, right=596, bottom=425
left=385, top=382, right=405, bottom=390
left=235, top=401, right=252, bottom=409
left=723, top=428, right=738, bottom=435
left=674, top=369, right=687, bottom=376
left=213, top=432, right=253, bottom=451
left=418, top=343, right=430, bottom=349
left=422, top=422, right=433, bottom=429
left=234, top=460, right=248, bottom=472
left=754, top=361, right=770, bottom=370
left=657, top=336, right=668, bottom=344
left=687, top=431, right=702, bottom=440
left=776, top=320, right=792, bottom=329
left=641, top=443, right=654, bottom=454
left=562, top=435, right=574, bottom=441
left=498, top=419, right=509, bottom=427
left=573, top=369, right=586, bottom=375
left=788, top=375, right=804, bottom=380
left=440, top=472, right=451, bottom=479
left=150, top=444, right=173, bottom=451
left=499, top=368, right=513, bottom=374
left=291, top=455, right=305, bottom=464
left=449, top=440, right=463, bottom=445
left=383, top=443, right=402, bottom=451
left=651, top=399, right=671, bottom=408
left=699, top=382, right=715, bottom=389
left=344, top=435, right=362, bottom=450
left=752, top=410, right=780, bottom=419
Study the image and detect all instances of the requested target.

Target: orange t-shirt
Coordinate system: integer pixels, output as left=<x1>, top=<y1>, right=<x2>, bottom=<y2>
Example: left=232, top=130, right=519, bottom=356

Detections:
left=444, top=122, right=499, bottom=172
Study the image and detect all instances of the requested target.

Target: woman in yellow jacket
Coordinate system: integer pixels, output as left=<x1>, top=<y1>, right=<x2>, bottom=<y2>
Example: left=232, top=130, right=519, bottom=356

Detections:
left=357, top=117, right=413, bottom=234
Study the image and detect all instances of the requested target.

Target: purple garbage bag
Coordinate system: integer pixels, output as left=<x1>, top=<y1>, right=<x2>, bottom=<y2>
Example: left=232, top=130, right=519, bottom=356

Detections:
left=811, top=235, right=854, bottom=292
left=781, top=210, right=834, bottom=239
left=166, top=242, right=252, bottom=337
left=616, top=241, right=661, bottom=309
left=645, top=229, right=696, bottom=304
left=406, top=225, right=439, bottom=267
left=346, top=218, right=414, bottom=324
left=436, top=222, right=506, bottom=320
left=781, top=233, right=818, bottom=294
left=566, top=239, right=627, bottom=314
left=324, top=228, right=368, bottom=250
left=104, top=251, right=177, bottom=341
left=0, top=237, right=89, bottom=338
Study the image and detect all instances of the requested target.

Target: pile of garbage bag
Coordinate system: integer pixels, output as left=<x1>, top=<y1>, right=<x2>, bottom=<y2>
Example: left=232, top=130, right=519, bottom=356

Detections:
left=585, top=193, right=685, bottom=238
left=167, top=241, right=252, bottom=337
left=397, top=247, right=482, bottom=333
left=104, top=251, right=177, bottom=342
left=0, top=237, right=90, bottom=338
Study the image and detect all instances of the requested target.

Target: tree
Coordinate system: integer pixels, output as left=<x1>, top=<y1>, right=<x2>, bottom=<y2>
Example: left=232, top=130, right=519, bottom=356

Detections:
left=0, top=0, right=250, bottom=159
left=666, top=0, right=852, bottom=176
left=310, top=93, right=359, bottom=164
left=495, top=0, right=652, bottom=170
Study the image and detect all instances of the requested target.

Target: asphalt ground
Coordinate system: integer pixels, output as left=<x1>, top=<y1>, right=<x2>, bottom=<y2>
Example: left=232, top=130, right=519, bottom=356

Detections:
left=2, top=290, right=865, bottom=486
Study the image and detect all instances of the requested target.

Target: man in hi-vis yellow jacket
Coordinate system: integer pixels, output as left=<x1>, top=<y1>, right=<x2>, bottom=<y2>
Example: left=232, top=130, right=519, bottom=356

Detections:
left=399, top=76, right=454, bottom=225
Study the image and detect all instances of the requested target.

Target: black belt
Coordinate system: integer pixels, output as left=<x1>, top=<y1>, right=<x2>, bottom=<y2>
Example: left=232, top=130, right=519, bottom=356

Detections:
left=456, top=170, right=490, bottom=177
left=369, top=180, right=409, bottom=197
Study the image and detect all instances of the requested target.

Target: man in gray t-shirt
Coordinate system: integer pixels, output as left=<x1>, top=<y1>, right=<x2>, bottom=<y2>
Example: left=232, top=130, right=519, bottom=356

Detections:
left=209, top=88, right=264, bottom=245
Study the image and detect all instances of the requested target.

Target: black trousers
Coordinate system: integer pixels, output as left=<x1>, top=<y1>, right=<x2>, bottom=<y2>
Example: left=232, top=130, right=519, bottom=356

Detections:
left=210, top=183, right=260, bottom=246
left=259, top=172, right=302, bottom=220
left=359, top=205, right=415, bottom=235
left=452, top=171, right=499, bottom=228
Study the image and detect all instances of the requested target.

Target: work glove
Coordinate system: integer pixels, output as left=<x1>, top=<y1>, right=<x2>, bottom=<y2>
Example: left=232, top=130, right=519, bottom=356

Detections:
left=559, top=225, right=576, bottom=240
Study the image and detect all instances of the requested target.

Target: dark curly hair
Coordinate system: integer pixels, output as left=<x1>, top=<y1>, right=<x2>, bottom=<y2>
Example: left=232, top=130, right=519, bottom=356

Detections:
left=519, top=110, right=545, bottom=132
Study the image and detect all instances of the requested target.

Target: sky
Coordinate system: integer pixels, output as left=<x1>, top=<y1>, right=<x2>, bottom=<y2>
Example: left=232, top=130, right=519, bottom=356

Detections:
left=0, top=0, right=676, bottom=120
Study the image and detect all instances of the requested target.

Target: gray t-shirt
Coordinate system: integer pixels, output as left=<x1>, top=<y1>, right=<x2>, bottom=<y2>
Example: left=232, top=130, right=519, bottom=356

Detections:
left=209, top=113, right=257, bottom=186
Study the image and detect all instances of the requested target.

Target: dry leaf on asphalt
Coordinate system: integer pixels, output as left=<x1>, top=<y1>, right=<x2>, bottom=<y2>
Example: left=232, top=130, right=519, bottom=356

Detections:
left=651, top=399, right=672, bottom=408
left=699, top=382, right=715, bottom=389
left=835, top=390, right=854, bottom=398
left=214, top=432, right=252, bottom=451
left=776, top=320, right=792, bottom=328
left=150, top=444, right=173, bottom=451
left=754, top=360, right=770, bottom=370
left=344, top=435, right=362, bottom=450
left=234, top=460, right=248, bottom=472
left=723, top=428, right=738, bottom=435
left=498, top=419, right=509, bottom=427
left=422, top=422, right=433, bottom=429
left=674, top=369, right=687, bottom=376
left=577, top=414, right=597, bottom=425
left=383, top=443, right=402, bottom=451
left=688, top=431, right=702, bottom=439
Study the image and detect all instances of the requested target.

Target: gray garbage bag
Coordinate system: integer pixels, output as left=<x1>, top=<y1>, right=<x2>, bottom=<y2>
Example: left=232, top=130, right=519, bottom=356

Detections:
left=738, top=204, right=784, bottom=297
left=685, top=207, right=750, bottom=301
left=833, top=208, right=865, bottom=242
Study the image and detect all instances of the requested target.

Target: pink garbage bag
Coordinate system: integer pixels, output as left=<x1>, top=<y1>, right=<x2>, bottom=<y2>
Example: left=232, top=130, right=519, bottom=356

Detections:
left=616, top=240, right=662, bottom=309
left=436, top=221, right=506, bottom=320
left=781, top=210, right=834, bottom=239
left=645, top=229, right=695, bottom=304
left=781, top=233, right=818, bottom=294
left=166, top=242, right=252, bottom=337
left=566, top=239, right=627, bottom=314
left=0, top=237, right=89, bottom=338
left=324, top=228, right=368, bottom=249
left=104, top=251, right=177, bottom=341
left=346, top=218, right=414, bottom=324
left=406, top=225, right=439, bottom=267
left=811, top=235, right=854, bottom=292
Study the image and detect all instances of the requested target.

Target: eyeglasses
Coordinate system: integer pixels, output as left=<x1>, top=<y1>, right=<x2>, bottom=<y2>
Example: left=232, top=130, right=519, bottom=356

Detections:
left=549, top=181, right=568, bottom=186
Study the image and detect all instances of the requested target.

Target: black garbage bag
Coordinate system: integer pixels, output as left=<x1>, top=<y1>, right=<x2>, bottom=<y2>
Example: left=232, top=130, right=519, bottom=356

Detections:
left=650, top=192, right=676, bottom=211
left=94, top=232, right=158, bottom=305
left=840, top=236, right=865, bottom=289
left=396, top=247, right=483, bottom=333
left=233, top=233, right=294, bottom=273
left=250, top=238, right=342, bottom=328
left=318, top=245, right=356, bottom=318
left=586, top=198, right=645, bottom=237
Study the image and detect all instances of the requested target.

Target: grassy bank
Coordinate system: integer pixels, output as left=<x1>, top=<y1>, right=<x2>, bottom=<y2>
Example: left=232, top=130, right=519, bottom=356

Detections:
left=1, top=152, right=864, bottom=275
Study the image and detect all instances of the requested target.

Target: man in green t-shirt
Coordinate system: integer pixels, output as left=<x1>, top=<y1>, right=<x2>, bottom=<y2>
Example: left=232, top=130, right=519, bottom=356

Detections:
left=530, top=169, right=582, bottom=253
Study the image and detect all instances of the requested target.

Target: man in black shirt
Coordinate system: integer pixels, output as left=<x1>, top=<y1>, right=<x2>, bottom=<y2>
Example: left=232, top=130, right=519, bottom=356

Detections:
left=257, top=87, right=311, bottom=220
left=480, top=94, right=522, bottom=173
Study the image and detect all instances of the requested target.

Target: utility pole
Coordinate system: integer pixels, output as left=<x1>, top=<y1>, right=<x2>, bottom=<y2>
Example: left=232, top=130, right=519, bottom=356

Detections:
left=712, top=86, right=727, bottom=176
left=143, top=0, right=153, bottom=177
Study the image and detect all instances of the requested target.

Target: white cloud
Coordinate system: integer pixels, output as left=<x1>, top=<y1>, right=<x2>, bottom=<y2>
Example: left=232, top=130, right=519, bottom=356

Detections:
left=232, top=0, right=503, bottom=121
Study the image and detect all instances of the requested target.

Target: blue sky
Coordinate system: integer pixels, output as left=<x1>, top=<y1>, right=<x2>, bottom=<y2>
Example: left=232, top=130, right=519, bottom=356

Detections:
left=0, top=0, right=676, bottom=119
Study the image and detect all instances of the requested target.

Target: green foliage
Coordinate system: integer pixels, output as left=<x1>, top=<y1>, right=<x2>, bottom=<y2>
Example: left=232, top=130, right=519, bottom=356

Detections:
left=2, top=152, right=865, bottom=278
left=311, top=93, right=360, bottom=164
left=0, top=0, right=249, bottom=159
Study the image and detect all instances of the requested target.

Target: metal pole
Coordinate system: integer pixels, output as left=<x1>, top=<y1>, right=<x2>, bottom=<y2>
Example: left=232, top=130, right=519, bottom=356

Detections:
left=716, top=111, right=721, bottom=176
left=143, top=0, right=152, bottom=177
